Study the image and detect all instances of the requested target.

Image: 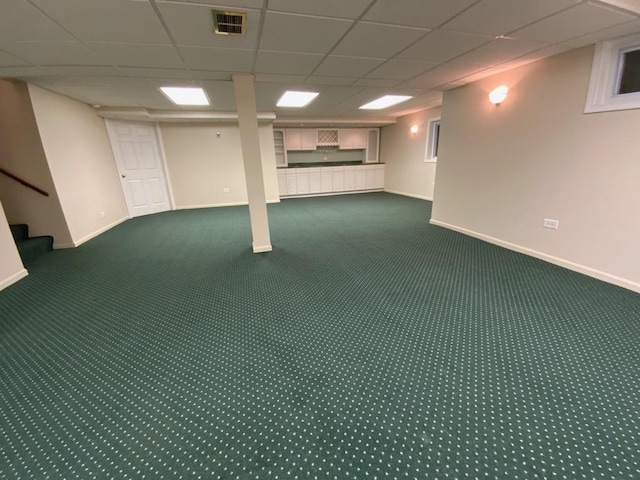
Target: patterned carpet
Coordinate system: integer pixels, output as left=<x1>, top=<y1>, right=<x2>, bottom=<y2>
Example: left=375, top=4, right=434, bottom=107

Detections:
left=0, top=192, right=639, bottom=479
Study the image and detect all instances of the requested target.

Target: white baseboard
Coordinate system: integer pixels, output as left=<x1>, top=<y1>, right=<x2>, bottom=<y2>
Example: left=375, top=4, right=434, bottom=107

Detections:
left=430, top=219, right=640, bottom=294
left=384, top=189, right=433, bottom=201
left=71, top=216, right=129, bottom=248
left=0, top=268, right=28, bottom=291
left=177, top=199, right=280, bottom=210
left=253, top=243, right=273, bottom=253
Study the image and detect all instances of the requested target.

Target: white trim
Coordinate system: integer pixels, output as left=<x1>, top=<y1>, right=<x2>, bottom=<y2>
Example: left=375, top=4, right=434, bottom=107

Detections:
left=155, top=123, right=176, bottom=210
left=0, top=268, right=28, bottom=291
left=72, top=216, right=129, bottom=247
left=384, top=189, right=433, bottom=201
left=429, top=219, right=640, bottom=294
left=281, top=189, right=383, bottom=199
left=176, top=199, right=280, bottom=210
left=253, top=243, right=273, bottom=253
left=585, top=33, right=640, bottom=113
left=97, top=108, right=276, bottom=123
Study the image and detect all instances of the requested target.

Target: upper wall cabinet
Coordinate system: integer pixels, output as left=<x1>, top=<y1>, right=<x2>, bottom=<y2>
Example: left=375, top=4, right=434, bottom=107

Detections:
left=365, top=128, right=380, bottom=163
left=273, top=129, right=288, bottom=168
left=286, top=128, right=316, bottom=150
left=339, top=129, right=367, bottom=150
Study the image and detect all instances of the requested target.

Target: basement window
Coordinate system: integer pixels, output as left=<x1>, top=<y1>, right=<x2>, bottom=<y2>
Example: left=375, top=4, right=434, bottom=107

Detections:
left=425, top=118, right=440, bottom=162
left=585, top=33, right=640, bottom=113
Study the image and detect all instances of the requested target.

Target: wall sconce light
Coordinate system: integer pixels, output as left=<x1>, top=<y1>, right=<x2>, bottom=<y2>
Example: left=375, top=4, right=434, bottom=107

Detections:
left=410, top=124, right=419, bottom=134
left=489, top=85, right=509, bottom=105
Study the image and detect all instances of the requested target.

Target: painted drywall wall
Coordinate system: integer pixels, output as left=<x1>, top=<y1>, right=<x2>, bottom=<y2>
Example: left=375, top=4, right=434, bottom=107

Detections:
left=0, top=80, right=72, bottom=247
left=380, top=107, right=441, bottom=200
left=29, top=85, right=128, bottom=246
left=160, top=123, right=279, bottom=208
left=432, top=46, right=640, bottom=292
left=0, top=201, right=27, bottom=291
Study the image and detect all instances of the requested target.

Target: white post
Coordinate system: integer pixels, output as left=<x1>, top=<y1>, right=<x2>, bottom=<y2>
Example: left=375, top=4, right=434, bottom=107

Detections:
left=232, top=74, right=272, bottom=253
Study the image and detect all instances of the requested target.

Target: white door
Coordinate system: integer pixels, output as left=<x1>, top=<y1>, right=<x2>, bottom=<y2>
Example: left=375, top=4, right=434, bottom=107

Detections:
left=107, top=120, right=171, bottom=218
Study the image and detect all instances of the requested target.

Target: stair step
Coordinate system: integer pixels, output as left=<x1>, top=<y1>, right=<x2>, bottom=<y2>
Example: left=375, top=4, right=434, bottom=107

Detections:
left=10, top=224, right=29, bottom=243
left=17, top=236, right=54, bottom=264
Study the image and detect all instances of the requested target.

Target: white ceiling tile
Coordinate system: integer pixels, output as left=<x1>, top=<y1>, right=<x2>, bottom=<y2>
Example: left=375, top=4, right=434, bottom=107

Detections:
left=364, top=0, right=478, bottom=29
left=157, top=3, right=261, bottom=49
left=255, top=51, right=324, bottom=75
left=191, top=70, right=234, bottom=81
left=0, top=66, right=50, bottom=78
left=86, top=43, right=183, bottom=69
left=353, top=78, right=402, bottom=87
left=443, top=0, right=580, bottom=36
left=30, top=0, right=171, bottom=44
left=512, top=2, right=636, bottom=44
left=254, top=74, right=309, bottom=84
left=564, top=19, right=640, bottom=48
left=453, top=38, right=545, bottom=67
left=398, top=60, right=487, bottom=89
left=333, top=22, right=428, bottom=58
left=158, top=0, right=264, bottom=7
left=118, top=67, right=194, bottom=80
left=314, top=55, right=385, bottom=77
left=305, top=75, right=358, bottom=86
left=43, top=66, right=125, bottom=77
left=179, top=46, right=254, bottom=72
left=0, top=0, right=72, bottom=42
left=499, top=44, right=572, bottom=70
left=397, top=30, right=491, bottom=63
left=0, top=41, right=107, bottom=66
left=268, top=0, right=371, bottom=19
left=0, top=49, right=30, bottom=67
left=367, top=60, right=437, bottom=80
left=199, top=81, right=237, bottom=108
left=259, top=12, right=353, bottom=54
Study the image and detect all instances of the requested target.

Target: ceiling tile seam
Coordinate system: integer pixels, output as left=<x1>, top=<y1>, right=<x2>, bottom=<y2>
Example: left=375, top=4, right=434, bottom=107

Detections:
left=502, top=2, right=598, bottom=39
left=431, top=0, right=484, bottom=30
left=567, top=18, right=639, bottom=45
left=307, top=0, right=377, bottom=78
left=250, top=0, right=270, bottom=75
left=588, top=0, right=640, bottom=17
left=22, top=0, right=125, bottom=74
left=0, top=48, right=35, bottom=67
left=148, top=0, right=191, bottom=75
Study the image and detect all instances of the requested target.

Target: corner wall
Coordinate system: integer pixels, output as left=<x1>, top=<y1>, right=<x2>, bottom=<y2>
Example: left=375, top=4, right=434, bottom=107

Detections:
left=29, top=85, right=128, bottom=247
left=0, top=80, right=72, bottom=247
left=380, top=107, right=441, bottom=200
left=0, top=202, right=27, bottom=291
left=432, top=46, right=640, bottom=292
left=160, top=123, right=279, bottom=209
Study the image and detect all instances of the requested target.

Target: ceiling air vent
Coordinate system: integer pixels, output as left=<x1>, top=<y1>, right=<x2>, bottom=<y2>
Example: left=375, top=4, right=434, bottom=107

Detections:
left=212, top=10, right=246, bottom=36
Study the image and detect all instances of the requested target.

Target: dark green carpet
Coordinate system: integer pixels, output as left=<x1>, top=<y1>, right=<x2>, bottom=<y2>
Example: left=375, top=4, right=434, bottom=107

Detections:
left=1, top=192, right=639, bottom=479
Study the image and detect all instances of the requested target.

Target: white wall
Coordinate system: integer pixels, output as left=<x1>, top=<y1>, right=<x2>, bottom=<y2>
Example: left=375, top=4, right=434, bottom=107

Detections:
left=0, top=202, right=27, bottom=291
left=432, top=46, right=640, bottom=292
left=380, top=107, right=441, bottom=200
left=29, top=85, right=128, bottom=247
left=160, top=122, right=279, bottom=209
left=0, top=80, right=72, bottom=247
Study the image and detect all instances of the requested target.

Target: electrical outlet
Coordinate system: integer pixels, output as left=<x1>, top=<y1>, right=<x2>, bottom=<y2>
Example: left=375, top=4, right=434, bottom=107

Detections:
left=543, top=218, right=559, bottom=229
left=223, top=188, right=230, bottom=193
left=100, top=211, right=106, bottom=218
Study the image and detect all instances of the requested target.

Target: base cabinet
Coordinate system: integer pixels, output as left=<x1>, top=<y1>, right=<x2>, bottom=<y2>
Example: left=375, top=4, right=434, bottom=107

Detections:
left=279, top=164, right=384, bottom=198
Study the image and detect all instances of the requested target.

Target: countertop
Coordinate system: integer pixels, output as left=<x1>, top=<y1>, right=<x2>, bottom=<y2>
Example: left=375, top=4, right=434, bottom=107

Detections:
left=284, top=161, right=383, bottom=168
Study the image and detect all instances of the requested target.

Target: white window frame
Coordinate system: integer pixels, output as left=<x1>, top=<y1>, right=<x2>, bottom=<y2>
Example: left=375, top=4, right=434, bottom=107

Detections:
left=424, top=118, right=440, bottom=163
left=585, top=33, right=640, bottom=113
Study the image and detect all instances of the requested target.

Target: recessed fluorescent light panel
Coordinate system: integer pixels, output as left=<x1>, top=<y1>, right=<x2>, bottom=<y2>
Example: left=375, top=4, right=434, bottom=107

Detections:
left=160, top=86, right=210, bottom=106
left=277, top=91, right=319, bottom=108
left=359, top=95, right=412, bottom=110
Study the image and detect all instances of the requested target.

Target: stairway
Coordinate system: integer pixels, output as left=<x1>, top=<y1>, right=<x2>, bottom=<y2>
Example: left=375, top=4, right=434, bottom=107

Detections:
left=10, top=224, right=53, bottom=265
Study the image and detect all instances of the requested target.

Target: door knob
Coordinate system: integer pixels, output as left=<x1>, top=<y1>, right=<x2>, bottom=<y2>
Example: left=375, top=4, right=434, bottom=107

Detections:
left=121, top=174, right=126, bottom=178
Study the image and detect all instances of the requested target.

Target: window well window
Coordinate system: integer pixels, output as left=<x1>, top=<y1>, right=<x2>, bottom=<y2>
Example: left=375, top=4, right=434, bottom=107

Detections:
left=618, top=48, right=640, bottom=94
left=425, top=118, right=440, bottom=162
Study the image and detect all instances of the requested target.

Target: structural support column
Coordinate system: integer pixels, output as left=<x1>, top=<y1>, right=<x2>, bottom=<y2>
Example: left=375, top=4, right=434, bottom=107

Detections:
left=232, top=74, right=272, bottom=253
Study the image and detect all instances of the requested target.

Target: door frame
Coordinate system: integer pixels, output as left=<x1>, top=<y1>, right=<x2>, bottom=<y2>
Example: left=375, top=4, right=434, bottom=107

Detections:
left=105, top=119, right=175, bottom=217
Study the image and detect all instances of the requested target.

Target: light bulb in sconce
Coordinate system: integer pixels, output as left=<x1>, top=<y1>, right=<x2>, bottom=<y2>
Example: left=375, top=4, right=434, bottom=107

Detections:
left=489, top=86, right=509, bottom=105
left=410, top=124, right=419, bottom=134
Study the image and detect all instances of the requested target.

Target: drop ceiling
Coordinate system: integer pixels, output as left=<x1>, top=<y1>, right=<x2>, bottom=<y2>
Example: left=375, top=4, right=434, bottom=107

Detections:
left=1, top=0, right=639, bottom=122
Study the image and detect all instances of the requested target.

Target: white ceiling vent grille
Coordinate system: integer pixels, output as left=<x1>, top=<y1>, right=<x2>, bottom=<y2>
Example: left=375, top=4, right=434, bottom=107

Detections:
left=212, top=10, right=246, bottom=36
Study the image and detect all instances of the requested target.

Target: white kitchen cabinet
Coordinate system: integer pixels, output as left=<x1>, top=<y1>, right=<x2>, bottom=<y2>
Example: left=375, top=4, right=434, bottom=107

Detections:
left=277, top=169, right=288, bottom=196
left=273, top=129, right=288, bottom=167
left=344, top=166, right=356, bottom=191
left=286, top=128, right=316, bottom=150
left=365, top=128, right=380, bottom=163
left=365, top=165, right=377, bottom=189
left=321, top=169, right=333, bottom=192
left=331, top=166, right=344, bottom=191
left=374, top=164, right=385, bottom=189
left=286, top=169, right=297, bottom=195
left=296, top=169, right=310, bottom=194
left=308, top=168, right=322, bottom=193
left=355, top=168, right=367, bottom=190
left=339, top=129, right=367, bottom=149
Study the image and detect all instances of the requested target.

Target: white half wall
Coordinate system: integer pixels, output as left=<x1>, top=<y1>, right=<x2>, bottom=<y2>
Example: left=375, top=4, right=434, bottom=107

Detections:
left=29, top=85, right=128, bottom=247
left=160, top=123, right=279, bottom=209
left=432, top=46, right=640, bottom=292
left=380, top=107, right=441, bottom=200
left=0, top=201, right=27, bottom=291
